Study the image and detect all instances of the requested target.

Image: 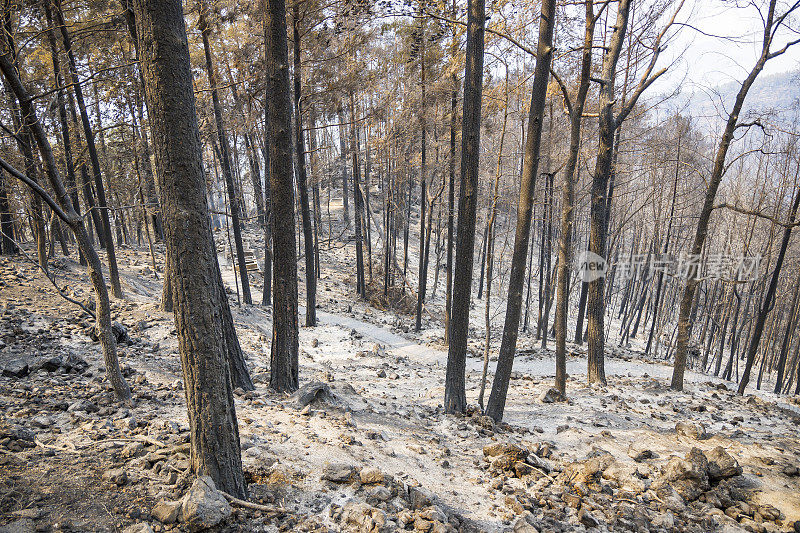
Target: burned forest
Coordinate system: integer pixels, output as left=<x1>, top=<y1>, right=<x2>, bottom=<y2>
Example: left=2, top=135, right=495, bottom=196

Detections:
left=2, top=0, right=800, bottom=531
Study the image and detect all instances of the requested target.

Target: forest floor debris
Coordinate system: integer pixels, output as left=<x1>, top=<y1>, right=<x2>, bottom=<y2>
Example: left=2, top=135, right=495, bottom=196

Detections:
left=2, top=246, right=800, bottom=532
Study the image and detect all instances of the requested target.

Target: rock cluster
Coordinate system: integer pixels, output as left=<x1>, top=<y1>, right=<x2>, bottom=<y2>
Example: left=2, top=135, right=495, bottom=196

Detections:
left=476, top=437, right=794, bottom=533
left=151, top=476, right=232, bottom=531
left=324, top=463, right=476, bottom=532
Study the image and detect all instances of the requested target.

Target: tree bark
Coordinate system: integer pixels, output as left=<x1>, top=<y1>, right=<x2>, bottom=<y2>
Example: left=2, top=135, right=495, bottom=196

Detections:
left=0, top=18, right=47, bottom=271
left=445, top=69, right=456, bottom=345
left=45, top=0, right=83, bottom=263
left=54, top=0, right=122, bottom=298
left=265, top=0, right=299, bottom=392
left=0, top=46, right=131, bottom=404
left=586, top=0, right=633, bottom=386
left=197, top=2, right=252, bottom=305
left=0, top=168, right=15, bottom=254
left=555, top=0, right=595, bottom=396
left=444, top=0, right=485, bottom=414
left=484, top=0, right=556, bottom=422
left=738, top=187, right=800, bottom=394
left=134, top=0, right=247, bottom=497
left=292, top=4, right=316, bottom=326
left=775, top=268, right=800, bottom=393
left=337, top=105, right=351, bottom=226
left=672, top=0, right=784, bottom=391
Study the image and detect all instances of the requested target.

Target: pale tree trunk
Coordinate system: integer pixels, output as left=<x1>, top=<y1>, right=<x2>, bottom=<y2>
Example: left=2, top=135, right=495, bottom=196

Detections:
left=484, top=0, right=556, bottom=422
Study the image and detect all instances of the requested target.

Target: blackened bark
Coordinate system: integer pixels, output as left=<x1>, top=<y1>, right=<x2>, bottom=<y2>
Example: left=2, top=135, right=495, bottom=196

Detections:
left=66, top=88, right=102, bottom=247
left=444, top=0, right=484, bottom=414
left=45, top=1, right=83, bottom=263
left=292, top=5, right=316, bottom=326
left=645, top=127, right=680, bottom=355
left=133, top=0, right=246, bottom=496
left=586, top=0, right=634, bottom=386
left=445, top=68, right=456, bottom=345
left=265, top=0, right=299, bottom=392
left=1, top=18, right=46, bottom=270
left=555, top=0, right=595, bottom=396
left=350, top=93, right=366, bottom=298
left=484, top=0, right=556, bottom=422
left=775, top=268, right=800, bottom=393
left=0, top=169, right=17, bottom=254
left=0, top=46, right=131, bottom=404
left=197, top=3, right=252, bottom=305
left=308, top=113, right=322, bottom=279
left=415, top=25, right=427, bottom=333
left=672, top=0, right=780, bottom=390
left=54, top=0, right=122, bottom=298
left=738, top=187, right=800, bottom=394
left=337, top=105, right=351, bottom=226
left=260, top=124, right=273, bottom=306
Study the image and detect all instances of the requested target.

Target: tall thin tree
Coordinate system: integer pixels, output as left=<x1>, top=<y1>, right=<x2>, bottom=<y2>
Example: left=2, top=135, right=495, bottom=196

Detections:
left=484, top=0, right=556, bottom=422
left=444, top=0, right=485, bottom=414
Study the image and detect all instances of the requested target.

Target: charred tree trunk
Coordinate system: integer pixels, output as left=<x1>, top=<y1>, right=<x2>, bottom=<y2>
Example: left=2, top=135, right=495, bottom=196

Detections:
left=264, top=0, right=299, bottom=392
left=0, top=169, right=15, bottom=254
left=337, top=105, right=351, bottom=227
left=738, top=187, right=800, bottom=394
left=350, top=93, right=366, bottom=299
left=484, top=0, right=556, bottom=422
left=292, top=5, right=316, bottom=326
left=445, top=23, right=457, bottom=345
left=0, top=45, right=131, bottom=405
left=586, top=0, right=634, bottom=386
left=775, top=268, right=800, bottom=393
left=645, top=125, right=680, bottom=355
left=55, top=0, right=122, bottom=298
left=555, top=0, right=595, bottom=396
left=45, top=1, right=83, bottom=263
left=134, top=0, right=247, bottom=496
left=444, top=0, right=485, bottom=414
left=672, top=0, right=788, bottom=390
left=197, top=2, right=252, bottom=305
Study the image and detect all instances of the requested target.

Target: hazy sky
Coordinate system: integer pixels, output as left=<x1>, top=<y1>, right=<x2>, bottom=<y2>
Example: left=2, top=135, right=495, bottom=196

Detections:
left=662, top=0, right=800, bottom=91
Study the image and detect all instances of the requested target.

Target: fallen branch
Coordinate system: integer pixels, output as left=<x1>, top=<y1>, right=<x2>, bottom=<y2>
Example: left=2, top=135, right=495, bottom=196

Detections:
left=530, top=465, right=555, bottom=482
left=34, top=437, right=76, bottom=452
left=219, top=491, right=287, bottom=514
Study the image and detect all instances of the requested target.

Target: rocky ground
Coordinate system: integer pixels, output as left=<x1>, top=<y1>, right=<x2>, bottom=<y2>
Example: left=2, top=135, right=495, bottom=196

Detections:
left=2, top=234, right=800, bottom=532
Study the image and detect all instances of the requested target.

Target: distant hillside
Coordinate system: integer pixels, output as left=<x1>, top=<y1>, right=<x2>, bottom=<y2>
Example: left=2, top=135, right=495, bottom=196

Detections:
left=681, top=69, right=799, bottom=127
